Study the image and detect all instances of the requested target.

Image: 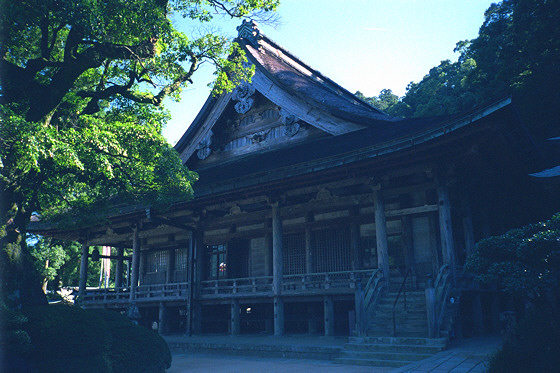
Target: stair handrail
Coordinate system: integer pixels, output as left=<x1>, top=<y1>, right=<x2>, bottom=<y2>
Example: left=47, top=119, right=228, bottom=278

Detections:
left=434, top=264, right=452, bottom=336
left=392, top=268, right=413, bottom=337
left=364, top=269, right=385, bottom=313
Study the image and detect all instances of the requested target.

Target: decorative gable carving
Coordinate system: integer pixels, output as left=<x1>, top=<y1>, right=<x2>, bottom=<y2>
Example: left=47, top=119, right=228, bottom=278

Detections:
left=280, top=108, right=300, bottom=137
left=232, top=83, right=256, bottom=114
left=196, top=130, right=213, bottom=160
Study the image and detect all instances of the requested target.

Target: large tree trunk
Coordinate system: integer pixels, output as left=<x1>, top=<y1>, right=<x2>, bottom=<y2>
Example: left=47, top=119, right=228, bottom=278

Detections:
left=0, top=193, right=47, bottom=308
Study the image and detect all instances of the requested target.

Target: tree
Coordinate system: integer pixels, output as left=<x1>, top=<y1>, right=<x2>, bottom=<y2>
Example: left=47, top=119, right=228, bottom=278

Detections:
left=0, top=0, right=279, bottom=308
left=355, top=89, right=401, bottom=115
left=465, top=213, right=560, bottom=310
left=393, top=0, right=560, bottom=142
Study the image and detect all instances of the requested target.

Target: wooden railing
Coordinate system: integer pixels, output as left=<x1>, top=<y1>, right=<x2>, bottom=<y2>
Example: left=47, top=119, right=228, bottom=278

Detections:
left=82, top=282, right=190, bottom=305
left=200, top=276, right=273, bottom=296
left=283, top=269, right=375, bottom=293
left=83, top=269, right=377, bottom=304
left=364, top=269, right=386, bottom=313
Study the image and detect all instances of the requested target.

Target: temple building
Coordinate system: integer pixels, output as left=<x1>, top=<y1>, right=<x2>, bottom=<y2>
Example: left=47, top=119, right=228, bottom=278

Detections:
left=33, top=21, right=555, bottom=342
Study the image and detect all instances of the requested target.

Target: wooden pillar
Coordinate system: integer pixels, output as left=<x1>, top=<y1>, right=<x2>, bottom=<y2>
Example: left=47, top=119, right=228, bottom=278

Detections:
left=425, top=283, right=437, bottom=338
left=428, top=213, right=441, bottom=277
left=401, top=215, right=417, bottom=287
left=264, top=231, right=273, bottom=277
left=115, top=247, right=124, bottom=288
left=186, top=230, right=196, bottom=336
left=324, top=295, right=335, bottom=336
left=167, top=248, right=175, bottom=284
left=461, top=197, right=476, bottom=258
left=274, top=297, right=284, bottom=336
left=472, top=293, right=484, bottom=335
left=437, top=180, right=456, bottom=281
left=231, top=299, right=240, bottom=335
left=354, top=279, right=366, bottom=336
left=350, top=206, right=361, bottom=270
left=158, top=302, right=167, bottom=335
left=78, top=242, right=89, bottom=302
left=272, top=203, right=283, bottom=295
left=374, top=189, right=390, bottom=286
left=130, top=225, right=140, bottom=302
left=271, top=202, right=284, bottom=336
left=307, top=304, right=319, bottom=334
left=305, top=213, right=315, bottom=274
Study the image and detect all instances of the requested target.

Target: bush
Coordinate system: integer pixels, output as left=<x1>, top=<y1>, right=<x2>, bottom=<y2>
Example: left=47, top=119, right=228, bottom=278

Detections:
left=488, top=307, right=560, bottom=373
left=21, top=304, right=112, bottom=373
left=92, top=309, right=172, bottom=373
left=15, top=305, right=172, bottom=373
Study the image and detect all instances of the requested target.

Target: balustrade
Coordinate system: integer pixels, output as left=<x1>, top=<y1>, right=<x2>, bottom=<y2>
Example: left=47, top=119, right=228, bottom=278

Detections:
left=82, top=269, right=376, bottom=305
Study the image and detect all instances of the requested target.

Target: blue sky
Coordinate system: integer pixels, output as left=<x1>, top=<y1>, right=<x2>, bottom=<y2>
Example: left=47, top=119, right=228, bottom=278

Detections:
left=163, top=0, right=495, bottom=145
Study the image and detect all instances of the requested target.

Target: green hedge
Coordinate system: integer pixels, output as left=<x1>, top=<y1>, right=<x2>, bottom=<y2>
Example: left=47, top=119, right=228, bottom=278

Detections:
left=488, top=307, right=560, bottom=373
left=15, top=305, right=172, bottom=373
left=92, top=309, right=172, bottom=373
left=22, top=305, right=112, bottom=373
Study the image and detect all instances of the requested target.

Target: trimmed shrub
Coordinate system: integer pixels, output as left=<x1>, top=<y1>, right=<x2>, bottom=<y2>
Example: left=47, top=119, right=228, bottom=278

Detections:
left=21, top=304, right=112, bottom=373
left=488, top=307, right=560, bottom=373
left=91, top=309, right=172, bottom=373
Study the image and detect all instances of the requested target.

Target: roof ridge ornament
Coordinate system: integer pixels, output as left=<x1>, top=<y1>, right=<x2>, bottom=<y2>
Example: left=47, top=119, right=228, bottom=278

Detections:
left=237, top=20, right=261, bottom=47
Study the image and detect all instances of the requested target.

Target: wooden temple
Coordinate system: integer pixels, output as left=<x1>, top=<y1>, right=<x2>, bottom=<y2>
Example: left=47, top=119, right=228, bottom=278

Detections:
left=33, top=21, right=553, bottom=339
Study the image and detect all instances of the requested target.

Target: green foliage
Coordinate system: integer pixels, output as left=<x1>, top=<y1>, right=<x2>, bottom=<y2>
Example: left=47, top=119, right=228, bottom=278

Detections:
left=8, top=305, right=173, bottom=373
left=0, top=0, right=279, bottom=307
left=362, top=0, right=560, bottom=142
left=465, top=213, right=560, bottom=306
left=93, top=309, right=172, bottom=373
left=21, top=305, right=112, bottom=372
left=487, top=307, right=560, bottom=373
left=0, top=301, right=33, bottom=371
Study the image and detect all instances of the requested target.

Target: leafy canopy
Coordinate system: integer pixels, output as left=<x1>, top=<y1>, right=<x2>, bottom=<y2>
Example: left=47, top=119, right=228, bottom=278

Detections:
left=0, top=0, right=279, bottom=306
left=466, top=213, right=560, bottom=307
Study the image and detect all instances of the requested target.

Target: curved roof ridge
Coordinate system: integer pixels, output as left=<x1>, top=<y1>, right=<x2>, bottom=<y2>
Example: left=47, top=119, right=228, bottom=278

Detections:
left=251, top=33, right=387, bottom=115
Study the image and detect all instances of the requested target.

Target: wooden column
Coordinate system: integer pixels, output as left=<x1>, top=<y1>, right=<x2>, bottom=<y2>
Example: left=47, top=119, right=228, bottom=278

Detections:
left=425, top=283, right=437, bottom=338
left=350, top=206, right=361, bottom=270
left=231, top=299, right=240, bottom=335
left=274, top=297, right=284, bottom=336
left=167, top=248, right=175, bottom=284
left=264, top=231, right=273, bottom=277
left=374, top=189, right=390, bottom=286
left=324, top=295, right=335, bottom=336
left=115, top=247, right=124, bottom=288
left=271, top=202, right=284, bottom=336
left=78, top=242, right=89, bottom=302
left=129, top=225, right=140, bottom=302
left=437, top=181, right=456, bottom=281
left=158, top=302, right=167, bottom=335
left=401, top=215, right=417, bottom=287
left=272, top=203, right=283, bottom=295
left=461, top=197, right=476, bottom=258
left=307, top=304, right=319, bottom=334
left=305, top=213, right=315, bottom=274
left=186, top=229, right=196, bottom=336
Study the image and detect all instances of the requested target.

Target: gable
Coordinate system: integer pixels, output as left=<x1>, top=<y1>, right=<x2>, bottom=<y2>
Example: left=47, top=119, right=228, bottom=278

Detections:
left=183, top=87, right=330, bottom=169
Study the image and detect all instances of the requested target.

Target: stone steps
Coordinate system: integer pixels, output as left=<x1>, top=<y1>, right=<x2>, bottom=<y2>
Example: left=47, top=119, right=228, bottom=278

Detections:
left=368, top=287, right=429, bottom=338
left=334, top=336, right=447, bottom=368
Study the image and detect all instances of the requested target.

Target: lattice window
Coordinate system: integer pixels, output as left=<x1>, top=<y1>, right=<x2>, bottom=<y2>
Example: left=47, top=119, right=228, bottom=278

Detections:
left=206, top=244, right=227, bottom=280
left=360, top=236, right=377, bottom=269
left=175, top=247, right=188, bottom=270
left=315, top=227, right=351, bottom=273
left=145, top=250, right=168, bottom=273
left=283, top=232, right=306, bottom=275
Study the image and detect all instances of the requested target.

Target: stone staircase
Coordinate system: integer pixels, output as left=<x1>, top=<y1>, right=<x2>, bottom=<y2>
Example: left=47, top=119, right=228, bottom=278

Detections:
left=368, top=287, right=429, bottom=337
left=335, top=336, right=448, bottom=367
left=334, top=274, right=448, bottom=367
